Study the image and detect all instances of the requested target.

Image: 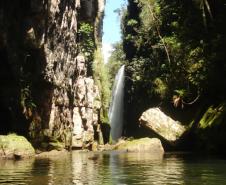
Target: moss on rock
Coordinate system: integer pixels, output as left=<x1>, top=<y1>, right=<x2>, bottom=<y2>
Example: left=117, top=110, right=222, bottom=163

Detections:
left=0, top=134, right=35, bottom=159
left=114, top=137, right=164, bottom=156
left=199, top=102, right=226, bottom=129
left=193, top=102, right=226, bottom=153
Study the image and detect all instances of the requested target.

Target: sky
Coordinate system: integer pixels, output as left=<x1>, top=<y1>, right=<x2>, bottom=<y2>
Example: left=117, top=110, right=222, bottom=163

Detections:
left=102, top=0, right=127, bottom=63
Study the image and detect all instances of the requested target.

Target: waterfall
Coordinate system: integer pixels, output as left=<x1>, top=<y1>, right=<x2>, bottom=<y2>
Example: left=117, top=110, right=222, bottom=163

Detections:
left=108, top=65, right=125, bottom=142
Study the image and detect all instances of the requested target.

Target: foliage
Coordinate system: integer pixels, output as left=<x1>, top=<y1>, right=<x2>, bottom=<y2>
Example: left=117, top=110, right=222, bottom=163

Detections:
left=107, top=42, right=126, bottom=88
left=199, top=103, right=226, bottom=129
left=174, top=89, right=188, bottom=98
left=78, top=22, right=95, bottom=64
left=93, top=48, right=111, bottom=123
left=125, top=57, right=159, bottom=107
left=153, top=78, right=168, bottom=99
left=127, top=19, right=138, bottom=27
left=123, top=0, right=226, bottom=110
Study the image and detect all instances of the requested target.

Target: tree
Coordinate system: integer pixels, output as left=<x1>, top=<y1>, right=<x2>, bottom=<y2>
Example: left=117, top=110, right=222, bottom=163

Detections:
left=107, top=42, right=125, bottom=88
left=123, top=0, right=226, bottom=109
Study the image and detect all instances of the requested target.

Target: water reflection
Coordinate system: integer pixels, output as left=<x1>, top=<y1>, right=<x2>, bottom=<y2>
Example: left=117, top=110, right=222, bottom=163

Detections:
left=72, top=151, right=101, bottom=184
left=0, top=159, right=34, bottom=184
left=1, top=152, right=226, bottom=185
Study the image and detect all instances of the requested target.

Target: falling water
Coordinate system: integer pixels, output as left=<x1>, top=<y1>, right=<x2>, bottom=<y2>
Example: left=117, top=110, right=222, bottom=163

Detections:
left=108, top=65, right=125, bottom=142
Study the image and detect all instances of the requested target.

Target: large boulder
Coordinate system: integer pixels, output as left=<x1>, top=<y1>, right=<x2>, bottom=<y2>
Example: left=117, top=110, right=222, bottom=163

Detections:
left=115, top=137, right=164, bottom=156
left=139, top=108, right=187, bottom=144
left=0, top=134, right=35, bottom=159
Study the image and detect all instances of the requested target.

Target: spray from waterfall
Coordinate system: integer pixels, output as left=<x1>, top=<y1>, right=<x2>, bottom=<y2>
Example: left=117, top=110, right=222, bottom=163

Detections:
left=108, top=65, right=125, bottom=142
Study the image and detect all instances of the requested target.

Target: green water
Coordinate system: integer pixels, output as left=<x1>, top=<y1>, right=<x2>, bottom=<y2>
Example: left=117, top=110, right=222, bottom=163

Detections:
left=0, top=151, right=226, bottom=185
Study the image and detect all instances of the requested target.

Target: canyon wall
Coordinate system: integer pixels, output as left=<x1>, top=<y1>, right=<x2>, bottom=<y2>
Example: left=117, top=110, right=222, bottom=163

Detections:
left=0, top=0, right=105, bottom=149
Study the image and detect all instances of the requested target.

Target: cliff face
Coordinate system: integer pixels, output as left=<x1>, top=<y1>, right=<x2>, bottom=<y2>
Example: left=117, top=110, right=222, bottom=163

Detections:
left=0, top=0, right=105, bottom=149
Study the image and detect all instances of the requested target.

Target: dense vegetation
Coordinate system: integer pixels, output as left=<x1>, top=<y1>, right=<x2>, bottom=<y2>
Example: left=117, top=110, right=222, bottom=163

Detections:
left=108, top=0, right=226, bottom=152
left=123, top=0, right=226, bottom=105
left=93, top=48, right=111, bottom=124
left=107, top=42, right=126, bottom=89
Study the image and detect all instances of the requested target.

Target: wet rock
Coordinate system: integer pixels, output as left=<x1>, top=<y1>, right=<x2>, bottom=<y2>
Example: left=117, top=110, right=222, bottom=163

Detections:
left=35, top=149, right=68, bottom=158
left=0, top=134, right=35, bottom=160
left=139, top=108, right=187, bottom=144
left=40, top=141, right=64, bottom=151
left=115, top=138, right=164, bottom=155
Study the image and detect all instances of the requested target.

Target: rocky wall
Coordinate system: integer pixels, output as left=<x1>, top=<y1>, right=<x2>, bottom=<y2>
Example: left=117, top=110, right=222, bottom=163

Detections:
left=0, top=0, right=105, bottom=150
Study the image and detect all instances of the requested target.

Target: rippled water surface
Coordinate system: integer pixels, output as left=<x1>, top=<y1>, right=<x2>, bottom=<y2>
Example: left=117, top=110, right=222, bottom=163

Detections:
left=1, top=152, right=226, bottom=185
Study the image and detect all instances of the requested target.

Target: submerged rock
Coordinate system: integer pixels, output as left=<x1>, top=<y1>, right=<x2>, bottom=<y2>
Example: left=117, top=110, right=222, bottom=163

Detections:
left=0, top=134, right=35, bottom=160
left=35, top=149, right=68, bottom=158
left=115, top=137, right=164, bottom=155
left=139, top=108, right=187, bottom=144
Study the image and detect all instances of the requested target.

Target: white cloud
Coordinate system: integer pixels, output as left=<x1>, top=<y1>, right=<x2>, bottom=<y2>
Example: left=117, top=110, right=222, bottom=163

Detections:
left=102, top=42, right=114, bottom=64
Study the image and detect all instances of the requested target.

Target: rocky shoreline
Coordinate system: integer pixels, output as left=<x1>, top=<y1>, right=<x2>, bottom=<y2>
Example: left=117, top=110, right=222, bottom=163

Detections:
left=1, top=134, right=165, bottom=160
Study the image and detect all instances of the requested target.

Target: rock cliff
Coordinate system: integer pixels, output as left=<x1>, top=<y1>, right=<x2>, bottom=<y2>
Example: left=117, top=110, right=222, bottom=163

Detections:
left=0, top=0, right=105, bottom=149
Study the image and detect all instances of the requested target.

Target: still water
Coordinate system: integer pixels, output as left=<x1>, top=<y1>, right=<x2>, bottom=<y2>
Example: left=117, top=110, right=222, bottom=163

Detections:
left=0, top=151, right=226, bottom=185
